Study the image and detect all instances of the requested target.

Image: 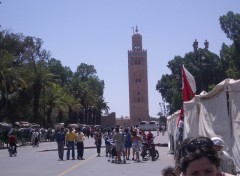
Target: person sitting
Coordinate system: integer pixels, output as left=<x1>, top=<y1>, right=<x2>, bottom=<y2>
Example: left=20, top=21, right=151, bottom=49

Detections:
left=175, top=136, right=234, bottom=176
left=8, top=133, right=17, bottom=153
left=211, top=137, right=240, bottom=175
left=146, top=130, right=154, bottom=144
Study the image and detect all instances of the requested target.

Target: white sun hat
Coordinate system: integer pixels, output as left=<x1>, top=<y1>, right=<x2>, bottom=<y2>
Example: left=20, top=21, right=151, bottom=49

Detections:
left=211, top=137, right=224, bottom=147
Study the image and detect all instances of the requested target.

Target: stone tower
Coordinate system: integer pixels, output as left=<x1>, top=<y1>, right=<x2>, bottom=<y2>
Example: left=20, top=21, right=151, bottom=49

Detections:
left=128, top=26, right=149, bottom=125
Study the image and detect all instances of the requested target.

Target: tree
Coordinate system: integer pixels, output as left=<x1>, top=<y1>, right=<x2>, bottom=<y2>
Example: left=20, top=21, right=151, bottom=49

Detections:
left=71, top=63, right=107, bottom=125
left=75, top=63, right=97, bottom=81
left=24, top=61, right=57, bottom=124
left=0, top=30, right=27, bottom=121
left=47, top=58, right=73, bottom=86
left=220, top=11, right=240, bottom=43
left=44, top=84, right=66, bottom=124
left=220, top=11, right=240, bottom=78
left=156, top=49, right=225, bottom=114
left=0, top=29, right=108, bottom=126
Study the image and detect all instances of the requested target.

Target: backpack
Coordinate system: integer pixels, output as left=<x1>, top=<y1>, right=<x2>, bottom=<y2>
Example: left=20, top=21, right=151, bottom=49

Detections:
left=125, top=133, right=131, bottom=145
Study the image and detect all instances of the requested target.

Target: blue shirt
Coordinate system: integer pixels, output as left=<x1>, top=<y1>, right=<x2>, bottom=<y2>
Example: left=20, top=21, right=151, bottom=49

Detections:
left=56, top=131, right=65, bottom=143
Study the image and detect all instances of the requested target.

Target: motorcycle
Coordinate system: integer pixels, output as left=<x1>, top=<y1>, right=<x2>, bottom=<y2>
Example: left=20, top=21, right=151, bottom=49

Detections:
left=141, top=142, right=159, bottom=161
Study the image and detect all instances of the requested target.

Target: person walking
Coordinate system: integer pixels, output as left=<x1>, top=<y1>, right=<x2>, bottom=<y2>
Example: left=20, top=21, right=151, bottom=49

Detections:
left=55, top=127, right=65, bottom=160
left=103, top=128, right=113, bottom=157
left=113, top=127, right=126, bottom=164
left=8, top=132, right=17, bottom=154
left=65, top=127, right=77, bottom=160
left=124, top=128, right=132, bottom=160
left=156, top=124, right=160, bottom=136
left=76, top=128, right=85, bottom=160
left=131, top=130, right=142, bottom=162
left=161, top=125, right=166, bottom=136
left=94, top=128, right=102, bottom=157
left=32, top=129, right=39, bottom=147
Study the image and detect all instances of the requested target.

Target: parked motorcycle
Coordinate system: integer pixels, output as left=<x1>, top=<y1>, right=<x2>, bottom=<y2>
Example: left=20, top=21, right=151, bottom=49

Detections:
left=141, top=142, right=159, bottom=161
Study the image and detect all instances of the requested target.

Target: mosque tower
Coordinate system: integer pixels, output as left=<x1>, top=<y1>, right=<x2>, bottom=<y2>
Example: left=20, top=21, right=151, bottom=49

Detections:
left=128, top=26, right=149, bottom=125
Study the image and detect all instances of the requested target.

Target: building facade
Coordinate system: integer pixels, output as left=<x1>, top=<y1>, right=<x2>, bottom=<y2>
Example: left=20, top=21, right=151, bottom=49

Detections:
left=128, top=27, right=149, bottom=125
left=101, top=112, right=116, bottom=128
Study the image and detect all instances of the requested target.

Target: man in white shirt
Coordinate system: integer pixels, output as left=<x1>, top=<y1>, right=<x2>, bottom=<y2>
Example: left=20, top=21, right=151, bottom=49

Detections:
left=211, top=137, right=240, bottom=175
left=32, top=129, right=39, bottom=147
left=76, top=128, right=85, bottom=160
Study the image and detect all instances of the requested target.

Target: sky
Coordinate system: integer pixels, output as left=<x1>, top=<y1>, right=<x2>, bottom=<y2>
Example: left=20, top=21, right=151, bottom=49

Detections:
left=0, top=0, right=239, bottom=118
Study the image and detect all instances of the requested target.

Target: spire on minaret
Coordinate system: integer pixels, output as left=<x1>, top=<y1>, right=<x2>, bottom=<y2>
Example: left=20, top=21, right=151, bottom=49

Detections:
left=135, top=25, right=138, bottom=33
left=132, top=27, right=135, bottom=34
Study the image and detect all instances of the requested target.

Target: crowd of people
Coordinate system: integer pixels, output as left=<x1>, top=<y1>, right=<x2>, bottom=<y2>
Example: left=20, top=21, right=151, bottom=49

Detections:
left=54, top=125, right=156, bottom=164
left=54, top=125, right=240, bottom=176
left=6, top=123, right=240, bottom=176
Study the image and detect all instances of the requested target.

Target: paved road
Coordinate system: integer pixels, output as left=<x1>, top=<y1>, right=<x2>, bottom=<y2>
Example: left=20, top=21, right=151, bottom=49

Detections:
left=0, top=131, right=174, bottom=176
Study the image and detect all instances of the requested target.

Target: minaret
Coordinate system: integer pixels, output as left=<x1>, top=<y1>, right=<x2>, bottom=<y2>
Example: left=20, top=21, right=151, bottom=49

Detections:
left=128, top=26, right=149, bottom=125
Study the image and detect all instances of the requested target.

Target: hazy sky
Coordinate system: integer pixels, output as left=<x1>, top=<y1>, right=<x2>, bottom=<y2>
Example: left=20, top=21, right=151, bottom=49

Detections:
left=0, top=0, right=239, bottom=118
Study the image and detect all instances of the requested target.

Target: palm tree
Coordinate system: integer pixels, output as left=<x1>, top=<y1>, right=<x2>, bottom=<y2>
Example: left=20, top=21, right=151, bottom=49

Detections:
left=24, top=61, right=58, bottom=123
left=0, top=53, right=27, bottom=121
left=44, top=83, right=67, bottom=125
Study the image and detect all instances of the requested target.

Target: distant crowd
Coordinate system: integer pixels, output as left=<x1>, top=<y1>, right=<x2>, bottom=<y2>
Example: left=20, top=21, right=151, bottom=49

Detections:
left=3, top=123, right=240, bottom=176
left=56, top=125, right=158, bottom=163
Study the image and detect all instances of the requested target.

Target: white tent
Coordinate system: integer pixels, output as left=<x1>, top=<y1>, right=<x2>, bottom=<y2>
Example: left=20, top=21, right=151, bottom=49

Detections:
left=167, top=110, right=180, bottom=153
left=167, top=78, right=240, bottom=168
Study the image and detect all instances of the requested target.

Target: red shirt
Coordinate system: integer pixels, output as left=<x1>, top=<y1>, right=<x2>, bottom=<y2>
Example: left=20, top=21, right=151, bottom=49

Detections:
left=8, top=135, right=16, bottom=143
left=146, top=132, right=153, bottom=143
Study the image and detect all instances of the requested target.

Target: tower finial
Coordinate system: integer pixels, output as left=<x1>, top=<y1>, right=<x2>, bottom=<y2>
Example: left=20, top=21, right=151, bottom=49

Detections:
left=135, top=25, right=138, bottom=33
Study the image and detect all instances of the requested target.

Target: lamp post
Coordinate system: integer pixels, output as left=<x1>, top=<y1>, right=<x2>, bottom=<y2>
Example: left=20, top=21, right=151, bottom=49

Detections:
left=192, top=39, right=209, bottom=92
left=159, top=102, right=166, bottom=117
left=90, top=106, right=94, bottom=125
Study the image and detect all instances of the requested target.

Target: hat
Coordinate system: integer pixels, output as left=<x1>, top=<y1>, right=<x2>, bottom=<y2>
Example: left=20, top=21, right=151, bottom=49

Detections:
left=211, top=137, right=224, bottom=147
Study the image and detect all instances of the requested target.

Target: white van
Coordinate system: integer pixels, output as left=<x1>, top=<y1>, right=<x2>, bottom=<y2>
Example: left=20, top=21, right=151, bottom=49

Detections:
left=139, top=121, right=149, bottom=131
left=148, top=121, right=159, bottom=131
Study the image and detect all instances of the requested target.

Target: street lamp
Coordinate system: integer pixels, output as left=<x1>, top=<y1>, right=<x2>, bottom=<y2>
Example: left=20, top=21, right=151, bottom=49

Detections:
left=192, top=39, right=209, bottom=92
left=90, top=106, right=94, bottom=125
left=159, top=102, right=166, bottom=117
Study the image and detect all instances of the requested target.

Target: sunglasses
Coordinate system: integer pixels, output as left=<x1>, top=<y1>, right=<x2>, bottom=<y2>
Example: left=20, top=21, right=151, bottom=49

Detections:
left=181, top=137, right=217, bottom=161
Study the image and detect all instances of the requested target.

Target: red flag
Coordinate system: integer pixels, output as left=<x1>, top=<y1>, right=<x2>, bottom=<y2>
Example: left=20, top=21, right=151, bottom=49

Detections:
left=177, top=65, right=196, bottom=126
left=182, top=65, right=196, bottom=101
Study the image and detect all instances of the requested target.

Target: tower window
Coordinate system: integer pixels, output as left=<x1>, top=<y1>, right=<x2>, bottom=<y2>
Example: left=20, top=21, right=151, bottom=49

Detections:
left=138, top=98, right=140, bottom=102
